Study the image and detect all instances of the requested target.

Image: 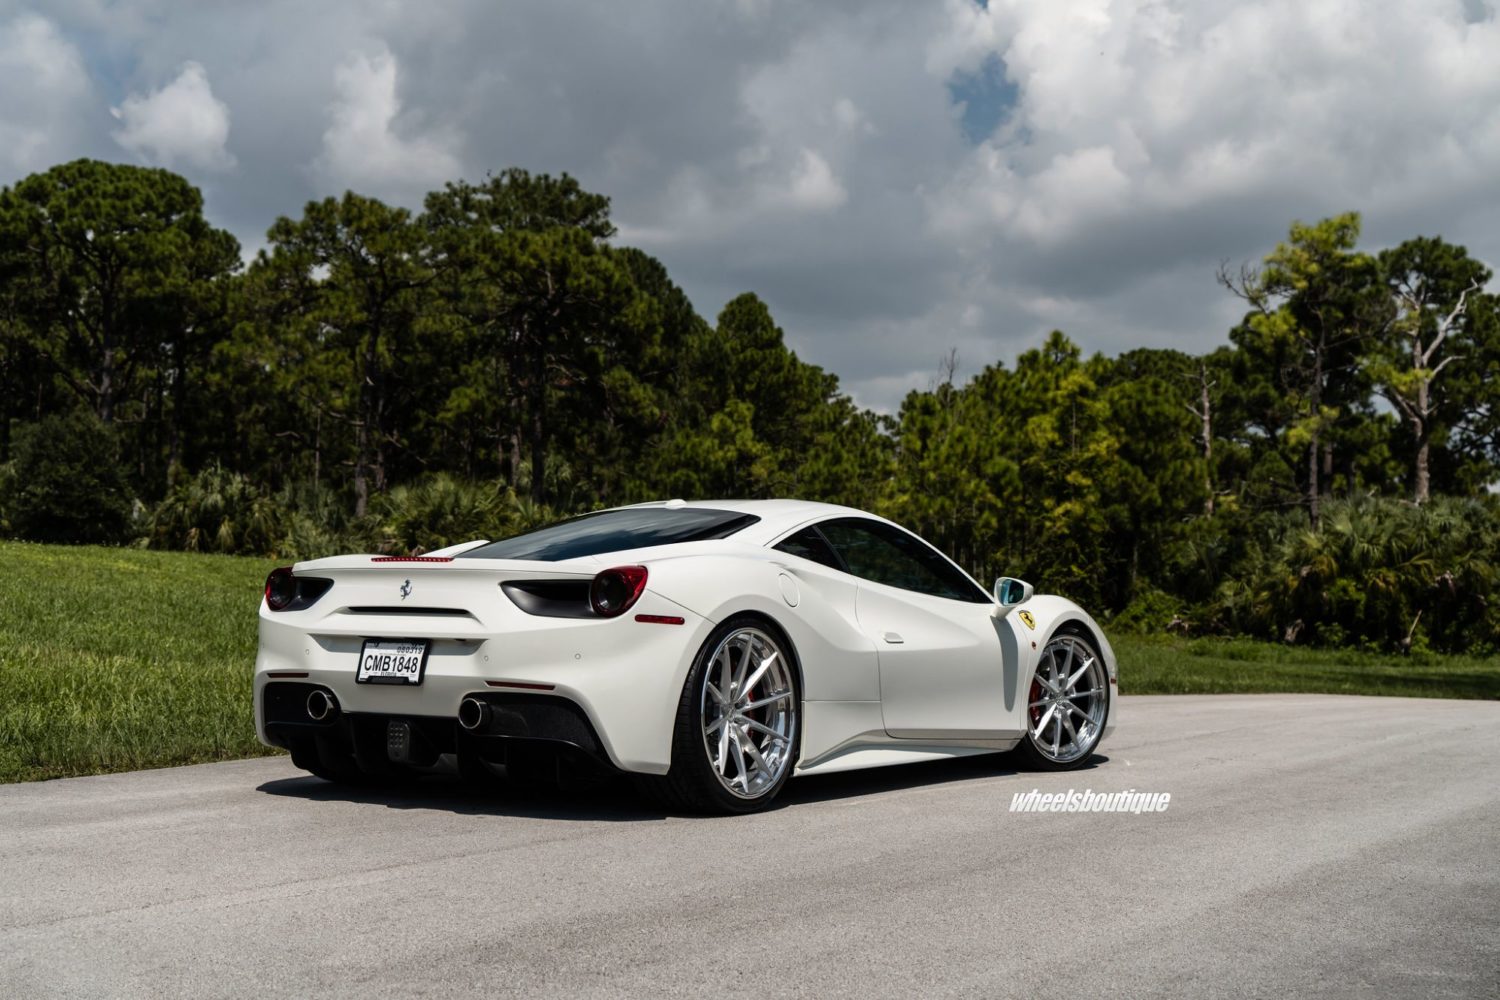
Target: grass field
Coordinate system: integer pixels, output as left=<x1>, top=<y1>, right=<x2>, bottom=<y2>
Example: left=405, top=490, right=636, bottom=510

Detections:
left=1, top=540, right=1496, bottom=783
left=1113, top=634, right=1500, bottom=701
left=0, top=541, right=278, bottom=783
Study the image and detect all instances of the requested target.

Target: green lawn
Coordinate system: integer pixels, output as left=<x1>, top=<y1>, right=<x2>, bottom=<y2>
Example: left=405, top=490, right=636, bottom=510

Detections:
left=1, top=541, right=1496, bottom=784
left=1114, top=634, right=1500, bottom=700
left=0, top=541, right=279, bottom=783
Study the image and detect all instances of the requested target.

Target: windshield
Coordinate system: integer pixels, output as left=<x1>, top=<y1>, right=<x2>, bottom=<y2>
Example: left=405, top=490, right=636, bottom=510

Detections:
left=459, top=507, right=760, bottom=562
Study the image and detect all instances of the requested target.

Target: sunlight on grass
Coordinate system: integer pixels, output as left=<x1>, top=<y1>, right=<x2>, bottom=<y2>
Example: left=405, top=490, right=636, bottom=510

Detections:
left=0, top=541, right=279, bottom=782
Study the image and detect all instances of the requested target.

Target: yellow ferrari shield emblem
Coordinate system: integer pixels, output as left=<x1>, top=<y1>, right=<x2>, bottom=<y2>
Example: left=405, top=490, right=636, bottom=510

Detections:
left=1018, top=610, right=1035, bottom=630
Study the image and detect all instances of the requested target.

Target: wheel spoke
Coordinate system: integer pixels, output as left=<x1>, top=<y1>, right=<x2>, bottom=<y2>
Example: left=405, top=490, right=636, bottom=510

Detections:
left=730, top=729, right=749, bottom=789
left=705, top=716, right=726, bottom=735
left=742, top=690, right=791, bottom=712
left=717, top=648, right=733, bottom=707
left=1034, top=703, right=1056, bottom=735
left=1051, top=712, right=1063, bottom=754
left=740, top=651, right=778, bottom=699
left=1065, top=658, right=1093, bottom=691
left=739, top=728, right=772, bottom=776
left=740, top=717, right=786, bottom=740
left=716, top=713, right=731, bottom=774
left=731, top=637, right=754, bottom=694
left=706, top=682, right=725, bottom=706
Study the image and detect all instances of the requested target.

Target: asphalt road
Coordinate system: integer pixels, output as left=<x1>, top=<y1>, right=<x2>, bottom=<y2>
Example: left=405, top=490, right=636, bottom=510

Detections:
left=2, top=694, right=1497, bottom=999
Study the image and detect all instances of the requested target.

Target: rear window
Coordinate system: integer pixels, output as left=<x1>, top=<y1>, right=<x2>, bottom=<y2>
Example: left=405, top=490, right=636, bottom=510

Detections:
left=459, top=507, right=760, bottom=562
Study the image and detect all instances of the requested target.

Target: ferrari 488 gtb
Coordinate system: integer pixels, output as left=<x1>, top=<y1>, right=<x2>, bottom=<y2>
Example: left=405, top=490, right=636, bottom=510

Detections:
left=256, top=500, right=1117, bottom=813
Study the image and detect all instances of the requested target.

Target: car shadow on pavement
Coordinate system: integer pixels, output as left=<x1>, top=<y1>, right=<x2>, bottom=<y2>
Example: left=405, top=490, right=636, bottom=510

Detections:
left=257, top=751, right=1111, bottom=821
left=257, top=772, right=668, bottom=822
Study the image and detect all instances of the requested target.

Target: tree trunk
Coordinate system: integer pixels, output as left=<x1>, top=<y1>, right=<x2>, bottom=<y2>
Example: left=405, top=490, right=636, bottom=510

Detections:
left=0, top=349, right=11, bottom=463
left=98, top=353, right=114, bottom=424
left=509, top=427, right=522, bottom=489
left=1199, top=365, right=1214, bottom=516
left=529, top=337, right=546, bottom=506
left=1307, top=352, right=1322, bottom=529
left=353, top=416, right=369, bottom=518
left=354, top=335, right=376, bottom=518
left=165, top=338, right=186, bottom=490
left=1414, top=376, right=1430, bottom=504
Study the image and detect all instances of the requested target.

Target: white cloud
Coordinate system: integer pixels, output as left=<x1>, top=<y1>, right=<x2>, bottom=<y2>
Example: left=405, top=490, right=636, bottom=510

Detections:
left=311, top=45, right=461, bottom=196
left=112, top=61, right=235, bottom=170
left=785, top=149, right=847, bottom=211
left=0, top=13, right=96, bottom=175
left=928, top=0, right=1500, bottom=254
left=3, top=0, right=1498, bottom=413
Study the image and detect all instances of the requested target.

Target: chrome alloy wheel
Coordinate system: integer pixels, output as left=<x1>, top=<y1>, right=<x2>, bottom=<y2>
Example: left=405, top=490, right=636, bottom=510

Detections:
left=1027, top=633, right=1108, bottom=764
left=699, top=627, right=797, bottom=799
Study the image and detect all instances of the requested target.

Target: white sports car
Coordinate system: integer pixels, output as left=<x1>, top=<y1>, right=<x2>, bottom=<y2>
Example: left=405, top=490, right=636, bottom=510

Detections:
left=256, top=499, right=1117, bottom=813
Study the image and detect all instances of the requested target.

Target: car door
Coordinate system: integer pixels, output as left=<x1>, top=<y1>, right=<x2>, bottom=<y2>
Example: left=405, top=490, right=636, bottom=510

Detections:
left=813, top=518, right=1012, bottom=739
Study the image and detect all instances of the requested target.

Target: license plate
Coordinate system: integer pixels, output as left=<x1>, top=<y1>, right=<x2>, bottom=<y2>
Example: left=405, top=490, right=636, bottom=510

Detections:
left=356, top=639, right=430, bottom=685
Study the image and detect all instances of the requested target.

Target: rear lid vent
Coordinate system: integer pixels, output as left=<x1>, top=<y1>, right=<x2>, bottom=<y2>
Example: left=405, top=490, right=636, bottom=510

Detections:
left=342, top=606, right=473, bottom=617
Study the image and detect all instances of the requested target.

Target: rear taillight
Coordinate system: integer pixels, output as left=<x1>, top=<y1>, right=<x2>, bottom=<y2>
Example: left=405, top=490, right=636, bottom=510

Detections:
left=589, top=566, right=648, bottom=617
left=264, top=567, right=297, bottom=611
left=264, top=569, right=332, bottom=612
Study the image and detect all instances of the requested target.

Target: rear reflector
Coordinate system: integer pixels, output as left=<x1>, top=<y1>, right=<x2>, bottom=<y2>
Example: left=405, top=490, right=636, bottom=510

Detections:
left=635, top=614, right=685, bottom=625
left=484, top=680, right=556, bottom=691
left=372, top=556, right=454, bottom=563
left=266, top=671, right=309, bottom=678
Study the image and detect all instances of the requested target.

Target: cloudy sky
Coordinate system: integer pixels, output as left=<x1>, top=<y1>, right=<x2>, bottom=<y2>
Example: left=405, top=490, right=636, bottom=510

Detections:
left=3, top=0, right=1497, bottom=410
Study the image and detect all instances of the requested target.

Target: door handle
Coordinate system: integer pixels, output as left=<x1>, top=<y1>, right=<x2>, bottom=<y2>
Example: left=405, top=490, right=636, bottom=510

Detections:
left=882, top=632, right=904, bottom=644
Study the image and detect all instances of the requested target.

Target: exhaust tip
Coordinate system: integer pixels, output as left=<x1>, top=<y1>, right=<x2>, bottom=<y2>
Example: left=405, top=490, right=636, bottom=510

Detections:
left=458, top=696, right=491, bottom=732
left=306, top=689, right=338, bottom=722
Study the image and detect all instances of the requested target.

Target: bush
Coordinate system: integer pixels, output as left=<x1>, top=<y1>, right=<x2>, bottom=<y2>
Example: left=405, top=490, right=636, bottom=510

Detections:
left=147, top=464, right=283, bottom=556
left=1204, top=496, right=1500, bottom=654
left=1, top=412, right=134, bottom=544
left=364, top=474, right=567, bottom=555
left=365, top=474, right=494, bottom=554
left=1111, top=587, right=1190, bottom=633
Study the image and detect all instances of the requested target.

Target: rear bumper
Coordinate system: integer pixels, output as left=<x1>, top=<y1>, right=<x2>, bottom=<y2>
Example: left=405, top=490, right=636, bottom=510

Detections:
left=262, top=682, right=615, bottom=772
left=253, top=590, right=711, bottom=775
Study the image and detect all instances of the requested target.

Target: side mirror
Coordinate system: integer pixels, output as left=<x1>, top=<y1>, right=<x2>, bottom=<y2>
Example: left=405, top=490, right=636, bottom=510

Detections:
left=994, top=576, right=1034, bottom=608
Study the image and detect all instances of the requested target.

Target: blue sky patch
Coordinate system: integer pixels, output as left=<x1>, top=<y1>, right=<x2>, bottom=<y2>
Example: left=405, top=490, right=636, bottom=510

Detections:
left=947, top=53, right=1017, bottom=145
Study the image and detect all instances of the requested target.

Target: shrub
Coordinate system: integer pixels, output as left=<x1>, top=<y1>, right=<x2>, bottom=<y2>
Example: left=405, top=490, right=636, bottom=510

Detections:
left=1204, top=496, right=1500, bottom=654
left=2, top=412, right=134, bottom=544
left=368, top=474, right=565, bottom=555
left=370, top=474, right=503, bottom=554
left=147, top=464, right=282, bottom=555
left=1111, top=587, right=1190, bottom=633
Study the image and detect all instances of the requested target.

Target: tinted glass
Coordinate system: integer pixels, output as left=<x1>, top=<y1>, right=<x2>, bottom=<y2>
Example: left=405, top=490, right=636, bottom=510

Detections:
left=817, top=518, right=988, bottom=602
left=773, top=526, right=844, bottom=571
left=461, top=508, right=759, bottom=562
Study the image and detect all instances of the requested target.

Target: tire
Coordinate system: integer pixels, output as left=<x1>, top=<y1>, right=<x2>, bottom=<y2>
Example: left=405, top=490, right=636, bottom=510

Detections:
left=1014, top=625, right=1110, bottom=771
left=640, top=615, right=802, bottom=815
